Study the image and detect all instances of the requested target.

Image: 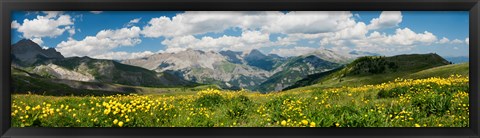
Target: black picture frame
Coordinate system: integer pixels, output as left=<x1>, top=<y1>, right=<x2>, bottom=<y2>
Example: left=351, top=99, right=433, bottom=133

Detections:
left=1, top=0, right=479, bottom=138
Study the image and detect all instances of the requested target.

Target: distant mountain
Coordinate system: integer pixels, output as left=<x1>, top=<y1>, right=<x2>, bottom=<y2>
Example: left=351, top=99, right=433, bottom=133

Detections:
left=251, top=49, right=351, bottom=92
left=284, top=53, right=451, bottom=90
left=218, top=49, right=286, bottom=71
left=45, top=56, right=195, bottom=87
left=122, top=48, right=350, bottom=92
left=297, top=48, right=353, bottom=64
left=348, top=50, right=381, bottom=57
left=219, top=50, right=243, bottom=64
left=11, top=39, right=196, bottom=95
left=444, top=56, right=469, bottom=64
left=12, top=39, right=63, bottom=66
left=242, top=49, right=286, bottom=71
left=255, top=54, right=342, bottom=92
left=122, top=48, right=271, bottom=90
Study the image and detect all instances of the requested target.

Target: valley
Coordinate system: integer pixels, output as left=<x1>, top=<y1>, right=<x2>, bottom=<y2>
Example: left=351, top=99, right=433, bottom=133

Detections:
left=10, top=39, right=470, bottom=127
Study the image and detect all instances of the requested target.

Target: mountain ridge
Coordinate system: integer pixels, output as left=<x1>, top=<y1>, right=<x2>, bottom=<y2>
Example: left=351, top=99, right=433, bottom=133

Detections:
left=11, top=40, right=197, bottom=95
left=121, top=48, right=350, bottom=92
left=284, top=53, right=452, bottom=90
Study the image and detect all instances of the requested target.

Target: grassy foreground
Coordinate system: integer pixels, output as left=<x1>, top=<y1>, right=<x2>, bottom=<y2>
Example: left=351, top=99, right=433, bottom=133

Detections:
left=11, top=75, right=469, bottom=127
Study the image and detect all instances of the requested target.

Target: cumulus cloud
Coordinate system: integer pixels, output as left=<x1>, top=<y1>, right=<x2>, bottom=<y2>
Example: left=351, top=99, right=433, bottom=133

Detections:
left=11, top=21, right=21, bottom=28
left=438, top=37, right=450, bottom=44
left=367, top=11, right=403, bottom=30
left=435, top=37, right=467, bottom=45
left=11, top=14, right=73, bottom=39
left=12, top=11, right=459, bottom=60
left=451, top=39, right=464, bottom=44
left=465, top=37, right=469, bottom=45
left=263, top=11, right=356, bottom=34
left=93, top=51, right=155, bottom=60
left=96, top=26, right=142, bottom=40
left=56, top=26, right=142, bottom=57
left=319, top=22, right=368, bottom=46
left=352, top=28, right=437, bottom=52
left=161, top=30, right=271, bottom=52
left=142, top=11, right=355, bottom=38
left=142, top=12, right=248, bottom=37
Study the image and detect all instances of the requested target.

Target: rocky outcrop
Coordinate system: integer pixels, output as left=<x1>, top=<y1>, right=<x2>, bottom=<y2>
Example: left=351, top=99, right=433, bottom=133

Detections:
left=12, top=39, right=64, bottom=65
left=32, top=64, right=95, bottom=82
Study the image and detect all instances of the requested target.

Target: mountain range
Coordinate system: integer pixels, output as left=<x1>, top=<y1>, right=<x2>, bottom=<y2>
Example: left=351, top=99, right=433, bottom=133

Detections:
left=11, top=39, right=198, bottom=95
left=121, top=47, right=362, bottom=92
left=12, top=39, right=388, bottom=94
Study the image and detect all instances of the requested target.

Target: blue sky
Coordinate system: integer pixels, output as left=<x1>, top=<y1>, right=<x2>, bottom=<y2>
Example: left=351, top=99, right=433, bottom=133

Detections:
left=11, top=11, right=469, bottom=60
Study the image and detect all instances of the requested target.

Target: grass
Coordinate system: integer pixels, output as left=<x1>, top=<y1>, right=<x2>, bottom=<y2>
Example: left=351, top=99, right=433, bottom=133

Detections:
left=284, top=54, right=452, bottom=91
left=407, top=62, right=469, bottom=79
left=11, top=74, right=469, bottom=127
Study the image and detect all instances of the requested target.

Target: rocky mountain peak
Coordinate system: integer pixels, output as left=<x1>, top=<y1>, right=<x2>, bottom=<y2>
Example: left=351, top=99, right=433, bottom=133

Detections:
left=12, top=39, right=64, bottom=65
left=245, top=49, right=267, bottom=59
left=12, top=39, right=43, bottom=52
left=307, top=49, right=352, bottom=64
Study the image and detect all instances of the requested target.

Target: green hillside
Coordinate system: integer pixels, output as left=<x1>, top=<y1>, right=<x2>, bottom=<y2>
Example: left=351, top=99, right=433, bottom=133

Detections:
left=11, top=53, right=470, bottom=127
left=255, top=55, right=341, bottom=93
left=12, top=67, right=213, bottom=96
left=50, top=57, right=197, bottom=87
left=285, top=53, right=451, bottom=90
left=406, top=62, right=468, bottom=79
left=12, top=67, right=128, bottom=96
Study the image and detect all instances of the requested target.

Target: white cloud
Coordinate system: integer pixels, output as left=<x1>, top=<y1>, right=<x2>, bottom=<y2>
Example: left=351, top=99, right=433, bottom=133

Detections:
left=43, top=11, right=63, bottom=19
left=161, top=30, right=271, bottom=52
left=319, top=22, right=368, bottom=46
left=90, top=11, right=103, bottom=14
left=466, top=37, right=469, bottom=45
left=11, top=21, right=20, bottom=28
left=382, top=28, right=437, bottom=45
left=68, top=26, right=76, bottom=36
left=126, top=18, right=141, bottom=27
left=12, top=14, right=73, bottom=39
left=96, top=26, right=141, bottom=40
left=93, top=51, right=155, bottom=60
left=352, top=28, right=437, bottom=52
left=15, top=11, right=458, bottom=60
left=263, top=11, right=356, bottom=34
left=142, top=12, right=246, bottom=37
left=142, top=11, right=355, bottom=38
left=451, top=39, right=464, bottom=44
left=367, top=11, right=402, bottom=30
left=56, top=26, right=142, bottom=57
left=438, top=37, right=450, bottom=44
left=354, top=13, right=361, bottom=18
left=270, top=47, right=318, bottom=57
left=31, top=38, right=44, bottom=46
left=141, top=11, right=440, bottom=56
left=129, top=18, right=141, bottom=24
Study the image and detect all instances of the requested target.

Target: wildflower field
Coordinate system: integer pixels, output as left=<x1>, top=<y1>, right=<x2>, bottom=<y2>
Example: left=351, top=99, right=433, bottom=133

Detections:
left=11, top=75, right=469, bottom=127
